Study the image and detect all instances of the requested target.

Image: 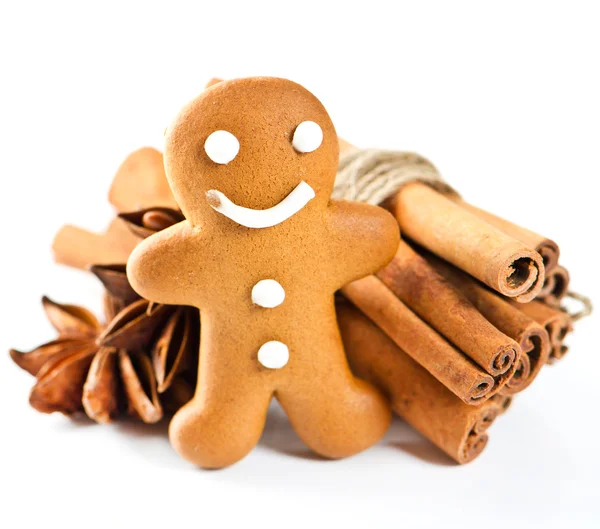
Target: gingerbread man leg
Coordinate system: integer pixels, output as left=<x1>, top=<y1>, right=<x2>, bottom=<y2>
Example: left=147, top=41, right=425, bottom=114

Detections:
left=277, top=367, right=391, bottom=459
left=169, top=380, right=272, bottom=469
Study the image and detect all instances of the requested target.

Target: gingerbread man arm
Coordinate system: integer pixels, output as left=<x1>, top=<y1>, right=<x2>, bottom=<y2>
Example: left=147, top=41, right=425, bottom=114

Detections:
left=126, top=222, right=204, bottom=306
left=325, top=201, right=400, bottom=288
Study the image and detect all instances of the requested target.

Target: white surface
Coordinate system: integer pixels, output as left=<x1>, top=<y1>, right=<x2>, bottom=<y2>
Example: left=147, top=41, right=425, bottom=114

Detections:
left=204, top=130, right=240, bottom=164
left=292, top=121, right=324, bottom=153
left=252, top=279, right=286, bottom=308
left=1, top=1, right=599, bottom=528
left=257, top=341, right=290, bottom=369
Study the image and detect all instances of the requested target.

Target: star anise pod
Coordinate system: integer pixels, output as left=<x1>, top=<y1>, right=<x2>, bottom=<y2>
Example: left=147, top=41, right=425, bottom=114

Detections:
left=91, top=263, right=199, bottom=394
left=10, top=294, right=196, bottom=423
left=13, top=194, right=198, bottom=424
left=119, top=206, right=184, bottom=239
left=114, top=206, right=201, bottom=393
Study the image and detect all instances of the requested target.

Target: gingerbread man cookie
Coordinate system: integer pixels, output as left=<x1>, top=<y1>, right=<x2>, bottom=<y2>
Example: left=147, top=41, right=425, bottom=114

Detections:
left=127, top=77, right=400, bottom=468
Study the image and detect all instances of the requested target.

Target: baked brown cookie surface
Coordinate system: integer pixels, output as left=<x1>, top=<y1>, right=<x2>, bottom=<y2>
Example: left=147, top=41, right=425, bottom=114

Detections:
left=127, top=77, right=400, bottom=468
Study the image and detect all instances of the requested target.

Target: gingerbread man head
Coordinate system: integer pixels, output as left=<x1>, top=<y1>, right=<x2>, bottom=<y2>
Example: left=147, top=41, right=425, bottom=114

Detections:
left=164, top=77, right=339, bottom=227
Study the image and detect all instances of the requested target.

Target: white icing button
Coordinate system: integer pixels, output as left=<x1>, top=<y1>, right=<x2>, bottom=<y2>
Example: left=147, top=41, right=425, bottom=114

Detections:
left=252, top=279, right=285, bottom=308
left=257, top=341, right=289, bottom=369
left=204, top=130, right=239, bottom=164
left=292, top=121, right=323, bottom=153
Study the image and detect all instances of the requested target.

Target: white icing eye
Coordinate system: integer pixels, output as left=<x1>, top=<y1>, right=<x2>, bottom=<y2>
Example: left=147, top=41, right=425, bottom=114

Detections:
left=292, top=121, right=323, bottom=153
left=204, top=130, right=239, bottom=164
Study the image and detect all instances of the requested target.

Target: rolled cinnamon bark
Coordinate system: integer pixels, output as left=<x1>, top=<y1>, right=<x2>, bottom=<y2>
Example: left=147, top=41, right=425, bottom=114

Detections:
left=502, top=354, right=532, bottom=395
left=108, top=147, right=177, bottom=213
left=537, top=266, right=570, bottom=307
left=490, top=393, right=513, bottom=415
left=205, top=77, right=222, bottom=88
left=422, top=255, right=552, bottom=395
left=52, top=218, right=140, bottom=270
left=377, top=241, right=519, bottom=378
left=514, top=301, right=573, bottom=363
left=383, top=183, right=545, bottom=302
left=458, top=201, right=560, bottom=273
left=337, top=302, right=506, bottom=464
left=342, top=276, right=502, bottom=405
left=537, top=271, right=556, bottom=299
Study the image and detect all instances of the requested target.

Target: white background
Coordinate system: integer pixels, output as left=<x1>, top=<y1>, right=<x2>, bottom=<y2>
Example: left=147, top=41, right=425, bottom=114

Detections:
left=1, top=1, right=599, bottom=528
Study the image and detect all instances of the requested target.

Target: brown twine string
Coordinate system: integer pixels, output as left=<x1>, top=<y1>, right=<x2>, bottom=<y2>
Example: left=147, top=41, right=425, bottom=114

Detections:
left=562, top=291, right=593, bottom=322
left=333, top=147, right=458, bottom=204
left=335, top=147, right=593, bottom=323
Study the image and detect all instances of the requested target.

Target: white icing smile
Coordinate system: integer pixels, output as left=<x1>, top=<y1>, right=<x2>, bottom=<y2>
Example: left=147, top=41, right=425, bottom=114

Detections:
left=206, top=181, right=315, bottom=229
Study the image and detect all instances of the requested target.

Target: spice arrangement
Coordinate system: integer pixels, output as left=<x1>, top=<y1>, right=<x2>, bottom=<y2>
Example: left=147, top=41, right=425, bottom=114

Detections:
left=10, top=77, right=590, bottom=467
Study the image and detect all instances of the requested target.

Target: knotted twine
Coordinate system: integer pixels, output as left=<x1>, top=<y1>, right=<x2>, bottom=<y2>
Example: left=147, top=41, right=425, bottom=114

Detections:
left=333, top=147, right=592, bottom=321
left=332, top=147, right=458, bottom=205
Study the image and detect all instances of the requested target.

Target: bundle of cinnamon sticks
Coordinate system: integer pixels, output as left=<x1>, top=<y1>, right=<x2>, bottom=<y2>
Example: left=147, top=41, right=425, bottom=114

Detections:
left=337, top=142, right=580, bottom=462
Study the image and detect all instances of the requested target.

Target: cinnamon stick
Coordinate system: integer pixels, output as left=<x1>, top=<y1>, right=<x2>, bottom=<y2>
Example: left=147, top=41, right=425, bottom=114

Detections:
left=341, top=276, right=500, bottom=405
left=108, top=147, right=178, bottom=213
left=205, top=78, right=222, bottom=88
left=458, top=201, right=560, bottom=272
left=52, top=218, right=140, bottom=270
left=422, top=254, right=552, bottom=395
left=377, top=241, right=520, bottom=378
left=490, top=393, right=513, bottom=415
left=383, top=183, right=545, bottom=302
left=514, top=301, right=573, bottom=363
left=337, top=302, right=508, bottom=464
left=537, top=265, right=570, bottom=307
